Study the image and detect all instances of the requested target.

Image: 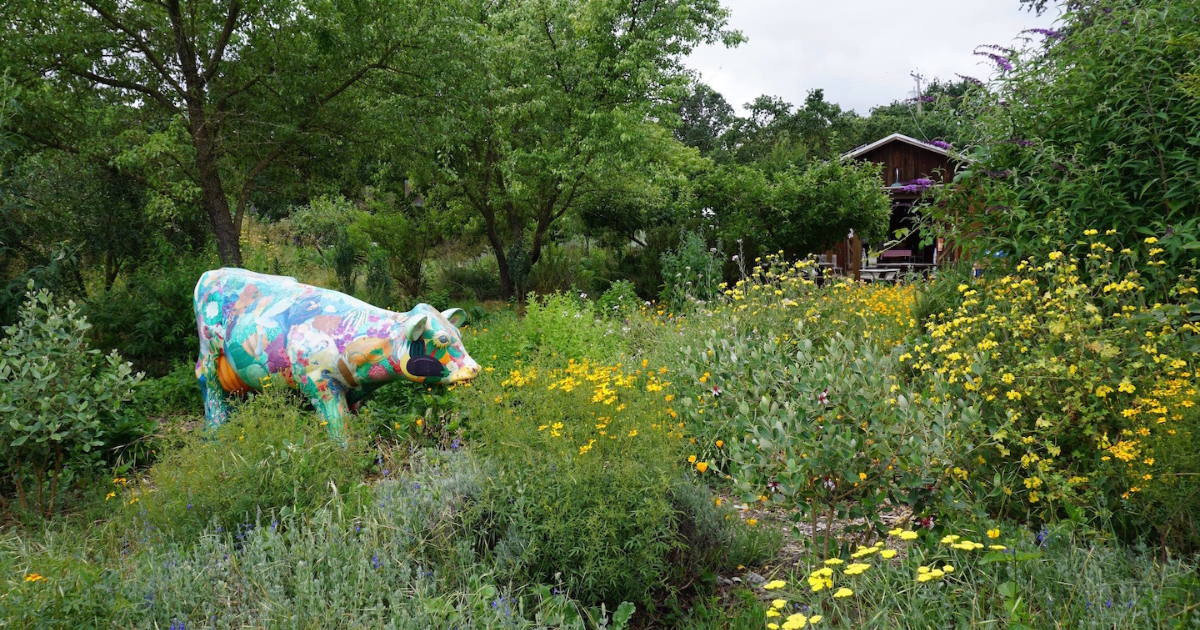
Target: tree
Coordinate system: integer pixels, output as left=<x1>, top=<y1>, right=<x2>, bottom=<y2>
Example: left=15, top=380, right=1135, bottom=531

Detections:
left=845, top=77, right=975, bottom=152
left=675, top=83, right=736, bottom=155
left=397, top=0, right=741, bottom=299
left=700, top=158, right=890, bottom=260
left=2, top=0, right=456, bottom=266
left=939, top=0, right=1200, bottom=271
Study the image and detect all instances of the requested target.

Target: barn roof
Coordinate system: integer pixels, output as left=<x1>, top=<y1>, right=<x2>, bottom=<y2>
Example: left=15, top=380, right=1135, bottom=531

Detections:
left=842, top=133, right=951, bottom=160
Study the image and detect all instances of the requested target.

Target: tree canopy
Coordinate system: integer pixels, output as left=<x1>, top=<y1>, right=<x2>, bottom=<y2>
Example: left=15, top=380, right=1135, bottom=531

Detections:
left=2, top=0, right=457, bottom=265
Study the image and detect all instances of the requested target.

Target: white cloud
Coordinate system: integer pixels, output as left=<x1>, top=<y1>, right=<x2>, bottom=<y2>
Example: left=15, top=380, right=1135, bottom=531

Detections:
left=687, top=0, right=1063, bottom=115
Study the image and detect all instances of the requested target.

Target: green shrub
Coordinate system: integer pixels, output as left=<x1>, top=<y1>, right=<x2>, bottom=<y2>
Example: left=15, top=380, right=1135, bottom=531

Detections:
left=283, top=194, right=357, bottom=253
left=660, top=231, right=723, bottom=312
left=2, top=453, right=622, bottom=629
left=669, top=478, right=781, bottom=579
left=750, top=522, right=1200, bottom=629
left=1129, top=386, right=1200, bottom=552
left=332, top=228, right=360, bottom=295
left=439, top=255, right=504, bottom=302
left=462, top=356, right=734, bottom=608
left=129, top=360, right=202, bottom=418
left=0, top=287, right=141, bottom=516
left=85, top=248, right=216, bottom=376
left=596, top=279, right=642, bottom=319
left=905, top=239, right=1200, bottom=534
left=527, top=243, right=618, bottom=296
left=521, top=292, right=626, bottom=363
left=364, top=250, right=395, bottom=308
left=139, top=387, right=369, bottom=540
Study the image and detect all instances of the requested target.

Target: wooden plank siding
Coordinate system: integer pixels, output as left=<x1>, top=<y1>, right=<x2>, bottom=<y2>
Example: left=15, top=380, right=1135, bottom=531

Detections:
left=860, top=143, right=953, bottom=187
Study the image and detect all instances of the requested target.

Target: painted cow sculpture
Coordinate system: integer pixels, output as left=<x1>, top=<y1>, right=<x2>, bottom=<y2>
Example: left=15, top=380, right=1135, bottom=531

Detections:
left=194, top=268, right=480, bottom=440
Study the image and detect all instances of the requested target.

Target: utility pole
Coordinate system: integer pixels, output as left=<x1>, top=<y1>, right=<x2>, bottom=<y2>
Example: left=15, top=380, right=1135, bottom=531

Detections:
left=911, top=71, right=925, bottom=114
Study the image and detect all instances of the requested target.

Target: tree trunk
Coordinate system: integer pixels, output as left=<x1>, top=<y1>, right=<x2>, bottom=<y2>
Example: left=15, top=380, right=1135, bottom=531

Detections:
left=191, top=114, right=241, bottom=267
left=488, top=225, right=515, bottom=299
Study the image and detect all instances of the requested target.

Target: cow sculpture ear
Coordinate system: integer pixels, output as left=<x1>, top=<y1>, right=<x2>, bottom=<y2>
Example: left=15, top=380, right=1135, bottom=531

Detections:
left=404, top=314, right=429, bottom=342
left=441, top=308, right=467, bottom=328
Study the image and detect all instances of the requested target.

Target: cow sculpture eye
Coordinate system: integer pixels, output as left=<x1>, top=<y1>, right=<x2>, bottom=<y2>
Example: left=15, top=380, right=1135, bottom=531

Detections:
left=433, top=331, right=452, bottom=348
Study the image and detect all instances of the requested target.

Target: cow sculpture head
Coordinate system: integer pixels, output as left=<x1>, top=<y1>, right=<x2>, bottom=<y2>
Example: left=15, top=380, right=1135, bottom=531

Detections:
left=394, top=304, right=480, bottom=384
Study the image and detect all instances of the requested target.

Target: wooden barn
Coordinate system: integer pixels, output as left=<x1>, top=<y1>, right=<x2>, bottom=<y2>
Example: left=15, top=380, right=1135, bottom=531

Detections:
left=822, top=133, right=960, bottom=280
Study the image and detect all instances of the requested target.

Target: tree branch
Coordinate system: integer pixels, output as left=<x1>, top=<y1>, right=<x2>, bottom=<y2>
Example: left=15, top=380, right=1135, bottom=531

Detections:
left=62, top=66, right=180, bottom=113
left=202, top=0, right=242, bottom=84
left=79, top=0, right=186, bottom=96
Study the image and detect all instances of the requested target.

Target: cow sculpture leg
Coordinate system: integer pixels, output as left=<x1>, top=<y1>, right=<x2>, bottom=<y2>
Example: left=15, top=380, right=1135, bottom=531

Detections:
left=196, top=356, right=230, bottom=432
left=286, top=323, right=349, bottom=443
left=294, top=370, right=350, bottom=443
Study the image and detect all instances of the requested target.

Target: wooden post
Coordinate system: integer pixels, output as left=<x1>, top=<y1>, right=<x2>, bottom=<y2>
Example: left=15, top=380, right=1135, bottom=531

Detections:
left=849, top=234, right=863, bottom=281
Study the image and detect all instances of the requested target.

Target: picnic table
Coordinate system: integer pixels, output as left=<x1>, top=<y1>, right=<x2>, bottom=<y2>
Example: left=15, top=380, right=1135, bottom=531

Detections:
left=860, top=267, right=899, bottom=282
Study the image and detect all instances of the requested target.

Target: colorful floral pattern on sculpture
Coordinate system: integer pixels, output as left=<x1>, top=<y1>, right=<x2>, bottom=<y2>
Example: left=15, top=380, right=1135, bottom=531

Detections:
left=193, top=268, right=480, bottom=442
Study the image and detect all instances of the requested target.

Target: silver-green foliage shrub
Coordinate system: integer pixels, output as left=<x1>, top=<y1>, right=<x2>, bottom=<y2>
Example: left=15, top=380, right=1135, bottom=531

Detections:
left=0, top=287, right=141, bottom=515
left=3, top=452, right=631, bottom=628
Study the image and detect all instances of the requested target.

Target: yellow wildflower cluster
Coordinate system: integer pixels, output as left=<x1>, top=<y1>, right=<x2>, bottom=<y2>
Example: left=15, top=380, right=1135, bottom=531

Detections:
left=908, top=237, right=1198, bottom=514
left=495, top=358, right=686, bottom=459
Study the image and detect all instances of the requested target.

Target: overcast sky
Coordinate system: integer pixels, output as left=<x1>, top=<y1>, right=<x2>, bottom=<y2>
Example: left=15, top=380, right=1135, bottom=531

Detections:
left=686, top=0, right=1063, bottom=115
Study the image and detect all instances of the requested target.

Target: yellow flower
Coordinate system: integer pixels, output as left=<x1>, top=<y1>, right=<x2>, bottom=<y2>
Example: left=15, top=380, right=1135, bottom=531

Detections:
left=824, top=558, right=844, bottom=565
left=763, top=580, right=787, bottom=590
left=899, top=530, right=919, bottom=541
left=844, top=563, right=871, bottom=575
left=24, top=573, right=45, bottom=583
left=628, top=430, right=638, bottom=437
left=987, top=528, right=1000, bottom=539
left=940, top=534, right=960, bottom=544
left=880, top=549, right=897, bottom=559
left=943, top=565, right=955, bottom=573
left=989, top=545, right=1007, bottom=551
left=887, top=528, right=904, bottom=536
left=833, top=587, right=853, bottom=598
left=858, top=472, right=867, bottom=481
left=696, top=461, right=709, bottom=473
left=688, top=455, right=697, bottom=463
left=808, top=615, right=822, bottom=624
left=768, top=625, right=780, bottom=630
left=716, top=440, right=724, bottom=448
left=783, top=614, right=807, bottom=629
left=1144, top=237, right=1158, bottom=244
left=747, top=518, right=758, bottom=526
left=766, top=610, right=781, bottom=618
left=105, top=492, right=116, bottom=501
left=772, top=599, right=788, bottom=609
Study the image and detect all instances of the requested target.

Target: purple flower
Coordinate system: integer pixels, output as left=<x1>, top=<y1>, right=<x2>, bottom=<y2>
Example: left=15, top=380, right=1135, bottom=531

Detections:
left=979, top=52, right=1013, bottom=72
left=956, top=74, right=984, bottom=87
left=1026, top=27, right=1062, bottom=40
left=1003, top=138, right=1034, bottom=148
left=930, top=140, right=952, bottom=150
left=450, top=438, right=461, bottom=451
left=974, top=45, right=1014, bottom=72
left=899, top=178, right=934, bottom=193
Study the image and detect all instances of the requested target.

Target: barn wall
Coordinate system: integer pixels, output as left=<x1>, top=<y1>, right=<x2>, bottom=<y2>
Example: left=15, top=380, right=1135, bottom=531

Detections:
left=861, top=143, right=953, bottom=186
